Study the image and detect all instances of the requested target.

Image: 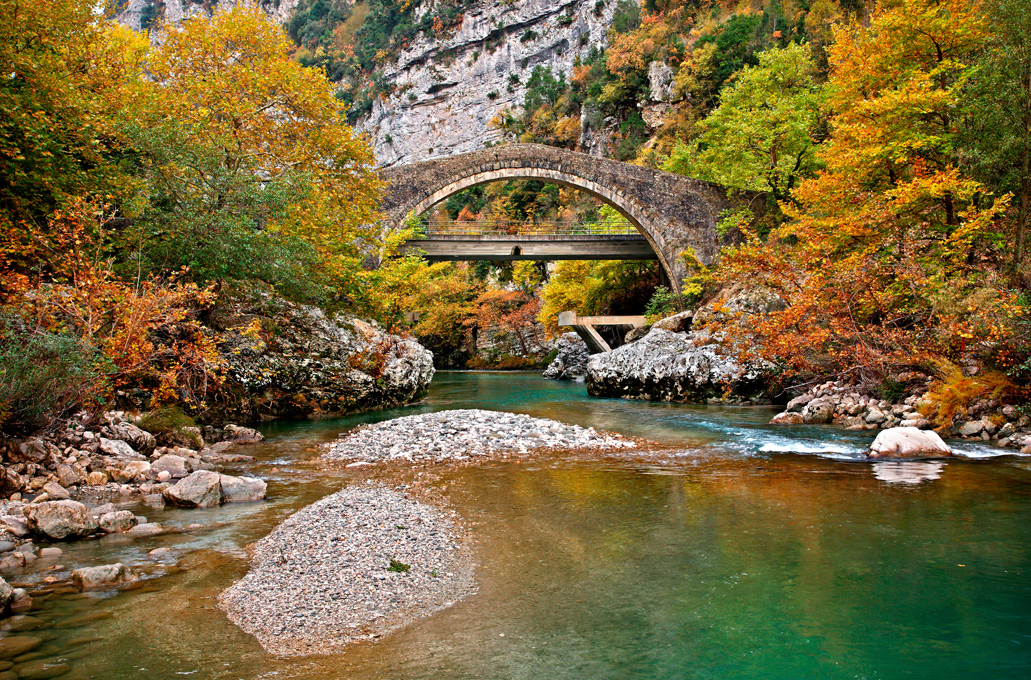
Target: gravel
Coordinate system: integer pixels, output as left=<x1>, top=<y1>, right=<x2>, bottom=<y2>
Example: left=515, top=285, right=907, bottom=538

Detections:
left=218, top=484, right=474, bottom=657
left=323, top=409, right=637, bottom=463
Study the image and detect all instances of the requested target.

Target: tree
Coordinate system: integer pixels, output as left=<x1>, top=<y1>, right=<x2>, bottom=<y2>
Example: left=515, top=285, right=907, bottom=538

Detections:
left=958, top=0, right=1031, bottom=272
left=714, top=0, right=1013, bottom=378
left=0, top=0, right=147, bottom=298
left=664, top=43, right=826, bottom=201
left=122, top=7, right=382, bottom=300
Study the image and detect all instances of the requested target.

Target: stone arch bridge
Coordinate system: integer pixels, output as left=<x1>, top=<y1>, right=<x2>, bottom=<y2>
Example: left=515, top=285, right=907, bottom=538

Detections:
left=380, top=143, right=761, bottom=297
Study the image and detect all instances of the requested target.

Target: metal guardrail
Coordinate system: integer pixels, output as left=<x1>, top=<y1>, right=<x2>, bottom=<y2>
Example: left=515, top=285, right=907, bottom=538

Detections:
left=417, top=220, right=639, bottom=237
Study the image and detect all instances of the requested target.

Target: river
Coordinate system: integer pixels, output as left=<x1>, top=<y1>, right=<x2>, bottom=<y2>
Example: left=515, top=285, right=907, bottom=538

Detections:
left=7, top=372, right=1031, bottom=679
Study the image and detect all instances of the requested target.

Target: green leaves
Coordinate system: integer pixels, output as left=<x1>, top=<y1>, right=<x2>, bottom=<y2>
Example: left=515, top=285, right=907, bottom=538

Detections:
left=664, top=43, right=825, bottom=201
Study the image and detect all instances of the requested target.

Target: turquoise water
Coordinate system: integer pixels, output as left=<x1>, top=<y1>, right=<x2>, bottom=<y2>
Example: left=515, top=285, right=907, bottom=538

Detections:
left=7, top=372, right=1031, bottom=679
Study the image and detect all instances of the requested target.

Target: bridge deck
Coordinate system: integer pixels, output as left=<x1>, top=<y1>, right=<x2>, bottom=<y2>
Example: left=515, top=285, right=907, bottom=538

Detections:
left=401, top=234, right=657, bottom=262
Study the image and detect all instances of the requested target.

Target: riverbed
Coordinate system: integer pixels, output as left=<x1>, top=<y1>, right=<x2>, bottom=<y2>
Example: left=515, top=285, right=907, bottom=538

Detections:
left=8, top=372, right=1031, bottom=679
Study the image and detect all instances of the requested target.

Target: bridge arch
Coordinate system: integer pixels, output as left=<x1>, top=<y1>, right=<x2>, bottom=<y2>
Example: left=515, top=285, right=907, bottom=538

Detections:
left=378, top=144, right=758, bottom=298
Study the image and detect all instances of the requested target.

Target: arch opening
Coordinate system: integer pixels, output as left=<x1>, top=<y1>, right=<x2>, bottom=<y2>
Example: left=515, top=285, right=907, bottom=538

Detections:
left=395, top=167, right=677, bottom=290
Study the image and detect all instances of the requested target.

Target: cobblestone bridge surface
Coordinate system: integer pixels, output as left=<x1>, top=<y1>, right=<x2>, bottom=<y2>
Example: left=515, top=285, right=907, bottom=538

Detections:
left=379, top=143, right=762, bottom=296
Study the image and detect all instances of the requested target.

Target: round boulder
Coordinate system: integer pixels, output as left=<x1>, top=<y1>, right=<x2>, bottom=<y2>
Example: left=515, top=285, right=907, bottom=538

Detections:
left=71, top=563, right=137, bottom=590
left=867, top=427, right=953, bottom=460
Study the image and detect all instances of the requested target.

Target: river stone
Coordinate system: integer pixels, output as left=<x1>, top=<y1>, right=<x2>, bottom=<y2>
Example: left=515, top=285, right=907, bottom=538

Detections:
left=864, top=408, right=888, bottom=424
left=71, top=563, right=137, bottom=590
left=957, top=420, right=984, bottom=437
left=10, top=659, right=69, bottom=679
left=126, top=522, right=164, bottom=537
left=151, top=454, right=189, bottom=479
left=23, top=501, right=98, bottom=540
left=586, top=328, right=769, bottom=403
left=99, top=437, right=142, bottom=459
left=219, top=475, right=266, bottom=503
left=0, top=517, right=27, bottom=538
left=54, top=465, right=84, bottom=489
left=785, top=394, right=814, bottom=412
left=867, top=427, right=953, bottom=460
left=802, top=398, right=835, bottom=424
left=769, top=411, right=804, bottom=425
left=123, top=461, right=151, bottom=480
left=85, top=471, right=108, bottom=486
left=221, top=424, right=264, bottom=444
left=102, top=422, right=156, bottom=456
left=0, top=636, right=41, bottom=659
left=98, top=510, right=138, bottom=534
left=9, top=590, right=31, bottom=614
left=40, top=482, right=69, bottom=501
left=0, top=575, right=12, bottom=610
left=162, top=470, right=223, bottom=508
left=38, top=547, right=62, bottom=559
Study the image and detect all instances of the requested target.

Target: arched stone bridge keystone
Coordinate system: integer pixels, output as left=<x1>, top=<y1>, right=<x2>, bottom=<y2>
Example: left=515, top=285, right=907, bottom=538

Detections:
left=379, top=143, right=760, bottom=298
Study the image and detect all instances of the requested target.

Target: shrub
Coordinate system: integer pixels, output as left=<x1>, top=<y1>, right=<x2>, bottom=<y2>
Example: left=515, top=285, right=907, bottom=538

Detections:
left=0, top=316, right=110, bottom=434
left=918, top=363, right=1024, bottom=429
left=139, top=406, right=197, bottom=434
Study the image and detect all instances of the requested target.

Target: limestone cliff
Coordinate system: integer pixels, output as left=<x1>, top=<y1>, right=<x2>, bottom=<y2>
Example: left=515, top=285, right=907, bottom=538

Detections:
left=116, top=0, right=299, bottom=35
left=358, top=0, right=620, bottom=166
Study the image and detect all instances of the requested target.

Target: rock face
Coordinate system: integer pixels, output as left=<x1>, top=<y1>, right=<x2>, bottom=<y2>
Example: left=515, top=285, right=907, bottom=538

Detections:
left=543, top=332, right=590, bottom=381
left=208, top=287, right=435, bottom=422
left=23, top=501, right=99, bottom=540
left=586, top=329, right=769, bottom=403
left=163, top=470, right=224, bottom=508
left=71, top=563, right=137, bottom=590
left=358, top=0, right=621, bottom=166
left=868, top=427, right=953, bottom=460
left=117, top=0, right=299, bottom=34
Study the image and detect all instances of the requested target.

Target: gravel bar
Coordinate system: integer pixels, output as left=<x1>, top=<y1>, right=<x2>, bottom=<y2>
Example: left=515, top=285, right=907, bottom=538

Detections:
left=323, top=409, right=637, bottom=463
left=218, top=484, right=474, bottom=657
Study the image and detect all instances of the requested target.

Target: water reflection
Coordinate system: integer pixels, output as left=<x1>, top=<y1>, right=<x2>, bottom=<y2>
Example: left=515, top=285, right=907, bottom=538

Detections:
left=872, top=461, right=945, bottom=485
left=9, top=372, right=1031, bottom=680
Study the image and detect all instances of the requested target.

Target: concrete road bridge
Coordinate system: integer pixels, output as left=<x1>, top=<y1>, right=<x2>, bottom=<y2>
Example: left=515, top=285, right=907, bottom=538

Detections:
left=380, top=143, right=761, bottom=298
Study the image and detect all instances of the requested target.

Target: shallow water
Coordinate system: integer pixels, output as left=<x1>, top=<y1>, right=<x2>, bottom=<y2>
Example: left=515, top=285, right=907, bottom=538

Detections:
left=7, top=372, right=1031, bottom=679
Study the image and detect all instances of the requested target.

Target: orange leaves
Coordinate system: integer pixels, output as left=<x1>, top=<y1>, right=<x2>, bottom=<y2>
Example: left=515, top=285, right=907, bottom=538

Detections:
left=707, top=0, right=1018, bottom=380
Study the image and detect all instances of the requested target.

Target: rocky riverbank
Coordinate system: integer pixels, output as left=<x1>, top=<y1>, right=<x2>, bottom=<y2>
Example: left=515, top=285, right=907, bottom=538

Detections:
left=323, top=409, right=637, bottom=464
left=769, top=378, right=1031, bottom=453
left=219, top=483, right=474, bottom=657
left=0, top=409, right=271, bottom=618
left=543, top=332, right=590, bottom=381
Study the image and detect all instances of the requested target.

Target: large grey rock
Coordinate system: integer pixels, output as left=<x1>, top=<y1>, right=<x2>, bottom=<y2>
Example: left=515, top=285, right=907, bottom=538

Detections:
left=101, top=422, right=156, bottom=456
left=867, top=427, right=953, bottom=460
left=71, top=563, right=137, bottom=590
left=211, top=288, right=435, bottom=421
left=586, top=329, right=769, bottom=403
left=219, top=474, right=267, bottom=503
left=543, top=333, right=590, bottom=381
left=23, top=500, right=99, bottom=540
left=162, top=470, right=223, bottom=508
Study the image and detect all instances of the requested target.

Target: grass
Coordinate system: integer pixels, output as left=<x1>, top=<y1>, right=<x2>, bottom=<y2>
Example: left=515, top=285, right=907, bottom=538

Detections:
left=388, top=558, right=411, bottom=573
